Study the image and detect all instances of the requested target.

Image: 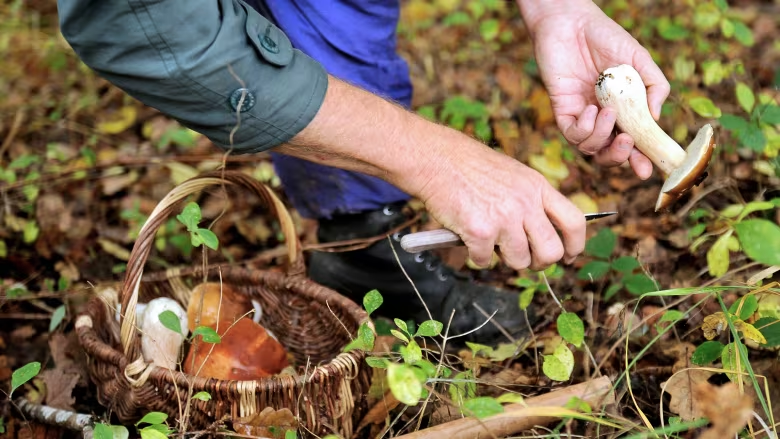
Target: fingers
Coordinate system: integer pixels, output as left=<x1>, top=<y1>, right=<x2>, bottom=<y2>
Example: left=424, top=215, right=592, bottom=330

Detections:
left=522, top=215, right=564, bottom=271
left=628, top=149, right=653, bottom=179
left=575, top=106, right=619, bottom=156
left=543, top=188, right=586, bottom=263
left=634, top=50, right=670, bottom=120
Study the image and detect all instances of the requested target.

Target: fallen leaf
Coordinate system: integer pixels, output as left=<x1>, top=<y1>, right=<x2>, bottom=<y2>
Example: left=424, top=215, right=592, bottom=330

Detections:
left=694, top=382, right=753, bottom=439
left=41, top=369, right=79, bottom=410
left=49, top=332, right=90, bottom=386
left=97, top=238, right=131, bottom=261
left=528, top=86, right=554, bottom=129
left=96, top=106, right=137, bottom=134
left=493, top=119, right=520, bottom=158
left=356, top=390, right=400, bottom=433
left=568, top=192, right=599, bottom=214
left=661, top=368, right=714, bottom=420
left=495, top=64, right=529, bottom=103
left=233, top=407, right=297, bottom=437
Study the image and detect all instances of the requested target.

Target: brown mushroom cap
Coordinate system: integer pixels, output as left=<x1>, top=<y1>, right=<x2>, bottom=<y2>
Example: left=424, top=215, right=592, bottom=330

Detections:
left=655, top=124, right=716, bottom=211
left=187, top=282, right=253, bottom=332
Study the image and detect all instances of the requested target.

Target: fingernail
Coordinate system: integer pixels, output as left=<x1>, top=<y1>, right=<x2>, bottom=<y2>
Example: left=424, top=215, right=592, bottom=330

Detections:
left=619, top=142, right=631, bottom=151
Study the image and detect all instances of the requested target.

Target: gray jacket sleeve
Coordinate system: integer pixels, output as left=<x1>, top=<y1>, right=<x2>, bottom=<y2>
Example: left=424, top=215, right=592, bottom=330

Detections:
left=57, top=0, right=328, bottom=154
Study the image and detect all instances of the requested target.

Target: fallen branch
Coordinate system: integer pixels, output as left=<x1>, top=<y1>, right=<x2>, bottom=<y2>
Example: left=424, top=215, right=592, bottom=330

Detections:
left=14, top=398, right=95, bottom=438
left=394, top=376, right=616, bottom=439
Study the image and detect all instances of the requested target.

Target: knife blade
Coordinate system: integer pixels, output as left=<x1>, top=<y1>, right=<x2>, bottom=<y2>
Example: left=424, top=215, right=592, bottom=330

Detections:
left=399, top=212, right=617, bottom=253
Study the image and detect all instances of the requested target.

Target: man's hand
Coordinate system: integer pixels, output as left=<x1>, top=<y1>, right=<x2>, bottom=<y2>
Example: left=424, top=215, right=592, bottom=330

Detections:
left=517, top=0, right=670, bottom=180
left=283, top=76, right=585, bottom=270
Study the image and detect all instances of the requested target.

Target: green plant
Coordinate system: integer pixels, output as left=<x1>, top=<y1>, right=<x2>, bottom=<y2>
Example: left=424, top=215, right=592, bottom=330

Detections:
left=718, top=84, right=780, bottom=157
left=10, top=361, right=41, bottom=397
left=418, top=96, right=492, bottom=142
left=513, top=264, right=564, bottom=310
left=175, top=201, right=218, bottom=251
left=577, top=228, right=657, bottom=300
left=688, top=198, right=780, bottom=278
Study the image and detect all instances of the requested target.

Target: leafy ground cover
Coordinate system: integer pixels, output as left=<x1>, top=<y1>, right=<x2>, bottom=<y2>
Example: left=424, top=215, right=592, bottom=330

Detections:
left=1, top=0, right=779, bottom=438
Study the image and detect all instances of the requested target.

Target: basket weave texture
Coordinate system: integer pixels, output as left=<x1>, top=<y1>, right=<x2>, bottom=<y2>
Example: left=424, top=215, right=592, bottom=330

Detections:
left=75, top=171, right=372, bottom=438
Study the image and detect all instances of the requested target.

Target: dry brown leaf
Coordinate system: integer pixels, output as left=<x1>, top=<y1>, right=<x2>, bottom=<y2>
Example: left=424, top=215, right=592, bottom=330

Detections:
left=49, top=332, right=90, bottom=386
left=493, top=119, right=520, bottom=158
left=661, top=368, right=714, bottom=420
left=233, top=407, right=297, bottom=437
left=528, top=86, right=554, bottom=129
left=41, top=369, right=79, bottom=410
left=356, top=390, right=400, bottom=433
left=495, top=64, right=528, bottom=103
left=694, top=382, right=753, bottom=439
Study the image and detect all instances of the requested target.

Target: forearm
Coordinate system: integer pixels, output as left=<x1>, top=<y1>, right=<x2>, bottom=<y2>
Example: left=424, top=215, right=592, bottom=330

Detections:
left=277, top=75, right=488, bottom=200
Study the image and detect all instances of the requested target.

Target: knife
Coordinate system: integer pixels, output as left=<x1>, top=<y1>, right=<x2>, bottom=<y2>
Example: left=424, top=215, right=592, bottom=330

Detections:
left=399, top=212, right=617, bottom=253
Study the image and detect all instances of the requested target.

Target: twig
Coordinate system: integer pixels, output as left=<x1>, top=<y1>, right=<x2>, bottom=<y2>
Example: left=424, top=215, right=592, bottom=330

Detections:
left=392, top=376, right=616, bottom=439
left=13, top=397, right=94, bottom=437
left=0, top=110, right=24, bottom=164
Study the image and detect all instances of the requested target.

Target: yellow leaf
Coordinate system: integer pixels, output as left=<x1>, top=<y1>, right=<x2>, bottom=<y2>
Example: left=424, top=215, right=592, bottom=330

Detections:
left=733, top=320, right=767, bottom=345
left=97, top=238, right=131, bottom=261
left=568, top=192, right=599, bottom=214
left=529, top=139, right=569, bottom=187
left=706, top=230, right=733, bottom=277
left=165, top=162, right=199, bottom=185
left=96, top=106, right=137, bottom=135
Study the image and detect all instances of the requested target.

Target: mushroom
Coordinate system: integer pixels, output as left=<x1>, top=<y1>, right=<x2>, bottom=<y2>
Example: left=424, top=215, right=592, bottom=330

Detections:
left=183, top=317, right=289, bottom=380
left=186, top=282, right=259, bottom=332
left=140, top=297, right=188, bottom=370
left=595, top=64, right=716, bottom=211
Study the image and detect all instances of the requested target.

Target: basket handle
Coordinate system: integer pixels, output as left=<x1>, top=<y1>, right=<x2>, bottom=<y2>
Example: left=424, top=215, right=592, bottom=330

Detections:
left=117, top=170, right=302, bottom=358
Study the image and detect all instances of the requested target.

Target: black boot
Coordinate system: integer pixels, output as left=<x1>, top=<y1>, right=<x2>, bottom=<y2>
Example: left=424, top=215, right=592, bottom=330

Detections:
left=308, top=202, right=533, bottom=345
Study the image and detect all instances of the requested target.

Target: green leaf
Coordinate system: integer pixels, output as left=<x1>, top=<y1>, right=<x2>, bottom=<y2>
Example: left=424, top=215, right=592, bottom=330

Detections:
left=604, top=283, right=623, bottom=301
left=557, top=312, right=584, bottom=348
left=702, top=59, right=726, bottom=86
left=519, top=287, right=535, bottom=310
left=463, top=397, right=504, bottom=419
left=542, top=343, right=574, bottom=382
left=11, top=362, right=41, bottom=395
left=136, top=412, right=168, bottom=426
left=714, top=0, right=728, bottom=11
left=465, top=341, right=493, bottom=357
left=479, top=19, right=500, bottom=41
left=733, top=21, right=754, bottom=46
left=191, top=391, right=211, bottom=401
left=659, top=310, right=684, bottom=323
left=176, top=202, right=202, bottom=231
left=721, top=17, right=735, bottom=37
left=448, top=370, right=475, bottom=405
left=729, top=295, right=759, bottom=320
left=736, top=201, right=775, bottom=221
left=49, top=305, right=66, bottom=332
left=391, top=329, right=409, bottom=343
left=365, top=357, right=390, bottom=368
left=415, top=320, right=443, bottom=337
left=612, top=256, right=640, bottom=274
left=754, top=317, right=780, bottom=347
left=689, top=97, right=722, bottom=118
left=23, top=221, right=39, bottom=244
left=735, top=82, right=755, bottom=114
left=387, top=363, right=423, bottom=406
left=415, top=359, right=438, bottom=378
left=756, top=104, right=780, bottom=125
left=139, top=427, right=168, bottom=439
left=707, top=230, right=733, bottom=278
left=688, top=223, right=707, bottom=240
left=400, top=339, right=422, bottom=365
left=693, top=3, right=721, bottom=30
left=721, top=342, right=747, bottom=382
left=576, top=261, right=611, bottom=281
left=195, top=228, right=218, bottom=250
left=489, top=342, right=520, bottom=361
left=691, top=341, right=725, bottom=365
left=9, top=154, right=40, bottom=169
left=657, top=17, right=690, bottom=41
left=93, top=424, right=113, bottom=439
left=738, top=124, right=767, bottom=152
left=734, top=219, right=780, bottom=266
left=719, top=114, right=749, bottom=131
left=357, top=322, right=376, bottom=351
left=584, top=228, right=616, bottom=259
left=442, top=11, right=471, bottom=26
left=158, top=310, right=183, bottom=335
left=363, top=289, right=383, bottom=315
left=284, top=430, right=298, bottom=439
left=624, top=273, right=657, bottom=295
left=141, top=424, right=172, bottom=436
left=394, top=318, right=408, bottom=334
left=191, top=326, right=221, bottom=343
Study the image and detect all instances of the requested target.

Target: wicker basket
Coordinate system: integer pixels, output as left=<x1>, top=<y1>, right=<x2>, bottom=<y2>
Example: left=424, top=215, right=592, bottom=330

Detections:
left=75, top=171, right=372, bottom=438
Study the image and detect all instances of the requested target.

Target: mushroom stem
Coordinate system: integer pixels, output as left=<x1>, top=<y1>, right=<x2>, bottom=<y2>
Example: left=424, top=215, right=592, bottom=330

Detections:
left=595, top=65, right=685, bottom=174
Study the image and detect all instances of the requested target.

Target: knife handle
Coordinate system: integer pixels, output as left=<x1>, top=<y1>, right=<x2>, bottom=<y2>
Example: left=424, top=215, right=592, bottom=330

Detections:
left=400, top=229, right=463, bottom=253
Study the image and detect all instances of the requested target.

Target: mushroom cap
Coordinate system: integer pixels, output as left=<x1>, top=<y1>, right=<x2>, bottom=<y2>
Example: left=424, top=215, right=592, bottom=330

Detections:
left=183, top=317, right=289, bottom=380
left=187, top=282, right=253, bottom=332
left=655, top=124, right=716, bottom=211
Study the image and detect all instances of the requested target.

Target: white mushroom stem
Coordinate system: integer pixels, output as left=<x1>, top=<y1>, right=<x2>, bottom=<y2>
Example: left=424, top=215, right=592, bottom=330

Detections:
left=140, top=297, right=188, bottom=370
left=595, top=64, right=715, bottom=211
